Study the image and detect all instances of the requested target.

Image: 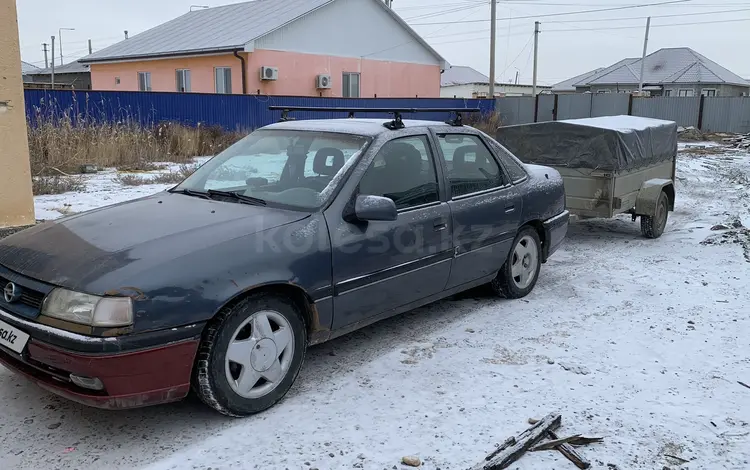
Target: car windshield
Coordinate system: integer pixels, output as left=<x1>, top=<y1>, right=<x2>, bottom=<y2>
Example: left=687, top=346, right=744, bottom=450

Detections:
left=173, top=129, right=371, bottom=210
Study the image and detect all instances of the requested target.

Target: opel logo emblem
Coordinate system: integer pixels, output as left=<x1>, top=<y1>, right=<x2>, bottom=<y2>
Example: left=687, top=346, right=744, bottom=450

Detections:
left=3, top=282, right=21, bottom=304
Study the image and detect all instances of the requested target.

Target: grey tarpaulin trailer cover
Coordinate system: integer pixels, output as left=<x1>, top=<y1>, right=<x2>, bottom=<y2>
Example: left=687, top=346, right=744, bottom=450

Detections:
left=494, top=115, right=678, bottom=172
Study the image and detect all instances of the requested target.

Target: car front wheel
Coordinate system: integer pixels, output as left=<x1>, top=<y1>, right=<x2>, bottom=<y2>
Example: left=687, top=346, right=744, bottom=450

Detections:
left=193, top=293, right=307, bottom=417
left=490, top=226, right=542, bottom=299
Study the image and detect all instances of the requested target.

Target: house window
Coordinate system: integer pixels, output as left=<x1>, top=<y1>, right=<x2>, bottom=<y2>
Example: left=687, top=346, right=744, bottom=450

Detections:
left=137, top=72, right=151, bottom=91
left=342, top=72, right=360, bottom=98
left=215, top=67, right=232, bottom=94
left=678, top=89, right=694, bottom=97
left=597, top=89, right=611, bottom=94
left=701, top=88, right=717, bottom=97
left=664, top=89, right=672, bottom=97
left=115, top=77, right=120, bottom=85
left=176, top=69, right=191, bottom=92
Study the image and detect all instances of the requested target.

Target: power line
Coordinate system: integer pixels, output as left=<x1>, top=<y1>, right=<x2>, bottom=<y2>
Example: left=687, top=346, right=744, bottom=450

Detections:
left=425, top=5, right=750, bottom=40
left=545, top=16, right=750, bottom=31
left=362, top=3, right=485, bottom=57
left=427, top=16, right=750, bottom=46
left=547, top=6, right=750, bottom=23
left=409, top=0, right=693, bottom=25
left=404, top=4, right=484, bottom=21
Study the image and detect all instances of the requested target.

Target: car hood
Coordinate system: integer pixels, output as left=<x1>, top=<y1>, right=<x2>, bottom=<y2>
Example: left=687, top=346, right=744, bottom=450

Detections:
left=0, top=192, right=308, bottom=294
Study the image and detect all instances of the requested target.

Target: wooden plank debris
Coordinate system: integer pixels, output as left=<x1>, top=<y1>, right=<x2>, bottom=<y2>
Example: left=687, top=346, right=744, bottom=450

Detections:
left=532, top=434, right=583, bottom=451
left=544, top=431, right=591, bottom=470
left=470, top=413, right=562, bottom=470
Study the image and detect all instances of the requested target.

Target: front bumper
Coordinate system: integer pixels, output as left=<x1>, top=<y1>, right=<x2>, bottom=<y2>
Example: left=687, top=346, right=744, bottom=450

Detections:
left=0, top=307, right=203, bottom=409
left=542, top=210, right=570, bottom=262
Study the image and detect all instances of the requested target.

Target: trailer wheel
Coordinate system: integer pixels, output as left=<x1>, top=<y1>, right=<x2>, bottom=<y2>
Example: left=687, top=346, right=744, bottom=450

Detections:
left=641, top=191, right=669, bottom=239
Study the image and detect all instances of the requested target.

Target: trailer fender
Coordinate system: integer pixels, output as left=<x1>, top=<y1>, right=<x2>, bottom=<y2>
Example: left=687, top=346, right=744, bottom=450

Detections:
left=635, top=179, right=675, bottom=216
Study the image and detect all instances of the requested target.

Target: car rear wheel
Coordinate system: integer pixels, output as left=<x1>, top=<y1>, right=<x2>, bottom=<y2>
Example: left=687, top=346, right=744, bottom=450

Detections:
left=192, top=293, right=307, bottom=417
left=490, top=226, right=542, bottom=299
left=641, top=191, right=669, bottom=239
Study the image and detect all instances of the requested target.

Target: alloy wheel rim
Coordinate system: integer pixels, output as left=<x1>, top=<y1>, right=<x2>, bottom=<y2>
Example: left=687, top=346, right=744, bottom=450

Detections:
left=224, top=310, right=295, bottom=399
left=511, top=235, right=539, bottom=289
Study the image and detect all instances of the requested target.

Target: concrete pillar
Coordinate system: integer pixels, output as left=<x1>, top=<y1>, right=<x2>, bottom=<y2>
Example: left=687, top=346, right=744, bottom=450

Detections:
left=0, top=0, right=35, bottom=228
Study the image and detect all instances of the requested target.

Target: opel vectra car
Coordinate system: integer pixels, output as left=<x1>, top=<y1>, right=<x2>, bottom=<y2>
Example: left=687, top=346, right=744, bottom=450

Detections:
left=0, top=108, right=569, bottom=417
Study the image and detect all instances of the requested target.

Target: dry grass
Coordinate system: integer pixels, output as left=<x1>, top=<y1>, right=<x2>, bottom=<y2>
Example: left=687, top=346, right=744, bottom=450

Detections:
left=32, top=176, right=85, bottom=195
left=27, top=106, right=246, bottom=176
left=117, top=164, right=198, bottom=187
left=466, top=111, right=502, bottom=135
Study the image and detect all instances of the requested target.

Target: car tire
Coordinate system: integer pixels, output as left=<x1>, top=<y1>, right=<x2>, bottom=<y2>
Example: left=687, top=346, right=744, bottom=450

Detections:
left=192, top=293, right=307, bottom=417
left=641, top=191, right=669, bottom=239
left=490, top=226, right=542, bottom=299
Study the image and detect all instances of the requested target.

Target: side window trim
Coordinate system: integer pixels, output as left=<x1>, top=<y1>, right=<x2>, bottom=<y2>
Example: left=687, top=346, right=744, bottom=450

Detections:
left=433, top=131, right=511, bottom=199
left=481, top=135, right=528, bottom=185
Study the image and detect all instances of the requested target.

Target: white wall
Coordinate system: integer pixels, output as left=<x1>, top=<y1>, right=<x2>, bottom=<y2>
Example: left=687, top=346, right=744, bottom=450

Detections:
left=254, top=0, right=441, bottom=66
left=441, top=83, right=551, bottom=98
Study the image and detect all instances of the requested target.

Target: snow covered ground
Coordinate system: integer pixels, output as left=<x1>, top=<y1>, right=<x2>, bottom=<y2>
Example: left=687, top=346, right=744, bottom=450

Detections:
left=2, top=145, right=750, bottom=470
left=32, top=158, right=211, bottom=221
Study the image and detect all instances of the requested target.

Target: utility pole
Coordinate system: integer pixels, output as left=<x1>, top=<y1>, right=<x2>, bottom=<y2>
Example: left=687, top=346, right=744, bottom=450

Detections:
left=638, top=17, right=651, bottom=93
left=58, top=27, right=75, bottom=65
left=88, top=39, right=92, bottom=55
left=50, top=35, right=55, bottom=88
left=532, top=21, right=540, bottom=96
left=42, top=43, right=49, bottom=68
left=515, top=70, right=519, bottom=85
left=488, top=0, right=497, bottom=97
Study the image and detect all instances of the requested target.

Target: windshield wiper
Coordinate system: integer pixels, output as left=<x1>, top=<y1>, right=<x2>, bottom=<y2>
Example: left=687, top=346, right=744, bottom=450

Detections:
left=207, top=189, right=267, bottom=206
left=169, top=188, right=211, bottom=199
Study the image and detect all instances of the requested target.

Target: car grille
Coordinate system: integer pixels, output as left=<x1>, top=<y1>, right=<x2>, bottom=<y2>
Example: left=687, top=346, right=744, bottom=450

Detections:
left=0, top=274, right=46, bottom=310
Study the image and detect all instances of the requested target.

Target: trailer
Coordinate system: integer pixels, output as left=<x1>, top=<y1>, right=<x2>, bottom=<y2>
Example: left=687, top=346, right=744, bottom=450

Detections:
left=496, top=115, right=677, bottom=238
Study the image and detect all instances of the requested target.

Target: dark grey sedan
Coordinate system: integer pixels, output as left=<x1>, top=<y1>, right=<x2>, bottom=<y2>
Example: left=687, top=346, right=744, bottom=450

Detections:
left=0, top=110, right=569, bottom=416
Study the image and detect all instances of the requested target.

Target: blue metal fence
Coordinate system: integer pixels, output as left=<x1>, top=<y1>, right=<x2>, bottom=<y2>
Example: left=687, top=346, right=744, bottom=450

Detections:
left=24, top=90, right=495, bottom=131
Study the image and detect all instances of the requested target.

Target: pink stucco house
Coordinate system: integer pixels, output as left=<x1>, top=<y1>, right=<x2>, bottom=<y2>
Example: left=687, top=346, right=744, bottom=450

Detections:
left=79, top=0, right=448, bottom=98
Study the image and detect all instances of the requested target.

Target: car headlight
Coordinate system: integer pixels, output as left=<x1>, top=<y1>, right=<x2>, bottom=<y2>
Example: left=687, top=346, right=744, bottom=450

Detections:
left=41, top=288, right=133, bottom=327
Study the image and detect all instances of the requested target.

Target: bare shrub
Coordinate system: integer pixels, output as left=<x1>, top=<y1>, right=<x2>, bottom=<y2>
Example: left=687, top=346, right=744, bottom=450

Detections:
left=32, top=176, right=85, bottom=195
left=117, top=174, right=152, bottom=186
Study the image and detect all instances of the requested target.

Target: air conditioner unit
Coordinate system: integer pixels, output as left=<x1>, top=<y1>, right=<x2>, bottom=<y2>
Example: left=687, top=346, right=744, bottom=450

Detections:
left=316, top=74, right=332, bottom=89
left=260, top=66, right=278, bottom=81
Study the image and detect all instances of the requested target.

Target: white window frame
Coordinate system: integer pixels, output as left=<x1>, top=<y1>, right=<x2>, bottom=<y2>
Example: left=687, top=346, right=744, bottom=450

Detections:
left=342, top=72, right=360, bottom=98
left=663, top=89, right=672, bottom=97
left=176, top=69, right=191, bottom=92
left=597, top=89, right=611, bottom=94
left=678, top=89, right=695, bottom=97
left=137, top=72, right=151, bottom=92
left=215, top=67, right=232, bottom=94
left=701, top=88, right=717, bottom=97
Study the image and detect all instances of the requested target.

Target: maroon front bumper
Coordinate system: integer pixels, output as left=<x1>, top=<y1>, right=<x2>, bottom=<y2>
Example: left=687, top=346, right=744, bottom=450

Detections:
left=0, top=337, right=199, bottom=409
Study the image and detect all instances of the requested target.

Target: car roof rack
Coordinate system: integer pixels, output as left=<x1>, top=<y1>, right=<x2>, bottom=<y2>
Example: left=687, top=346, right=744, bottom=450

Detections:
left=267, top=106, right=481, bottom=130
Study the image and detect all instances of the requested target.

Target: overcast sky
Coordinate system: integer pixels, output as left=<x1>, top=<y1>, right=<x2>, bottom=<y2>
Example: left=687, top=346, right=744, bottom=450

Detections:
left=17, top=0, right=750, bottom=86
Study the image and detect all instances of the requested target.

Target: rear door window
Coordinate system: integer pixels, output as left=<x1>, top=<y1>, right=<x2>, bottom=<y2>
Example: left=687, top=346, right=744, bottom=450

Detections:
left=435, top=133, right=508, bottom=198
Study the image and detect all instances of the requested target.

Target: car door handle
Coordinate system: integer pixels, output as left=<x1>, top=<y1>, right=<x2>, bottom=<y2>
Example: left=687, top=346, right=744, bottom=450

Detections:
left=505, top=205, right=516, bottom=213
left=433, top=220, right=448, bottom=231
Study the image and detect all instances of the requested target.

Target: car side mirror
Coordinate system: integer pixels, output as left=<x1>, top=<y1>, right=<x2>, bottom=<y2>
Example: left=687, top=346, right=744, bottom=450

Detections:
left=354, top=195, right=397, bottom=222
